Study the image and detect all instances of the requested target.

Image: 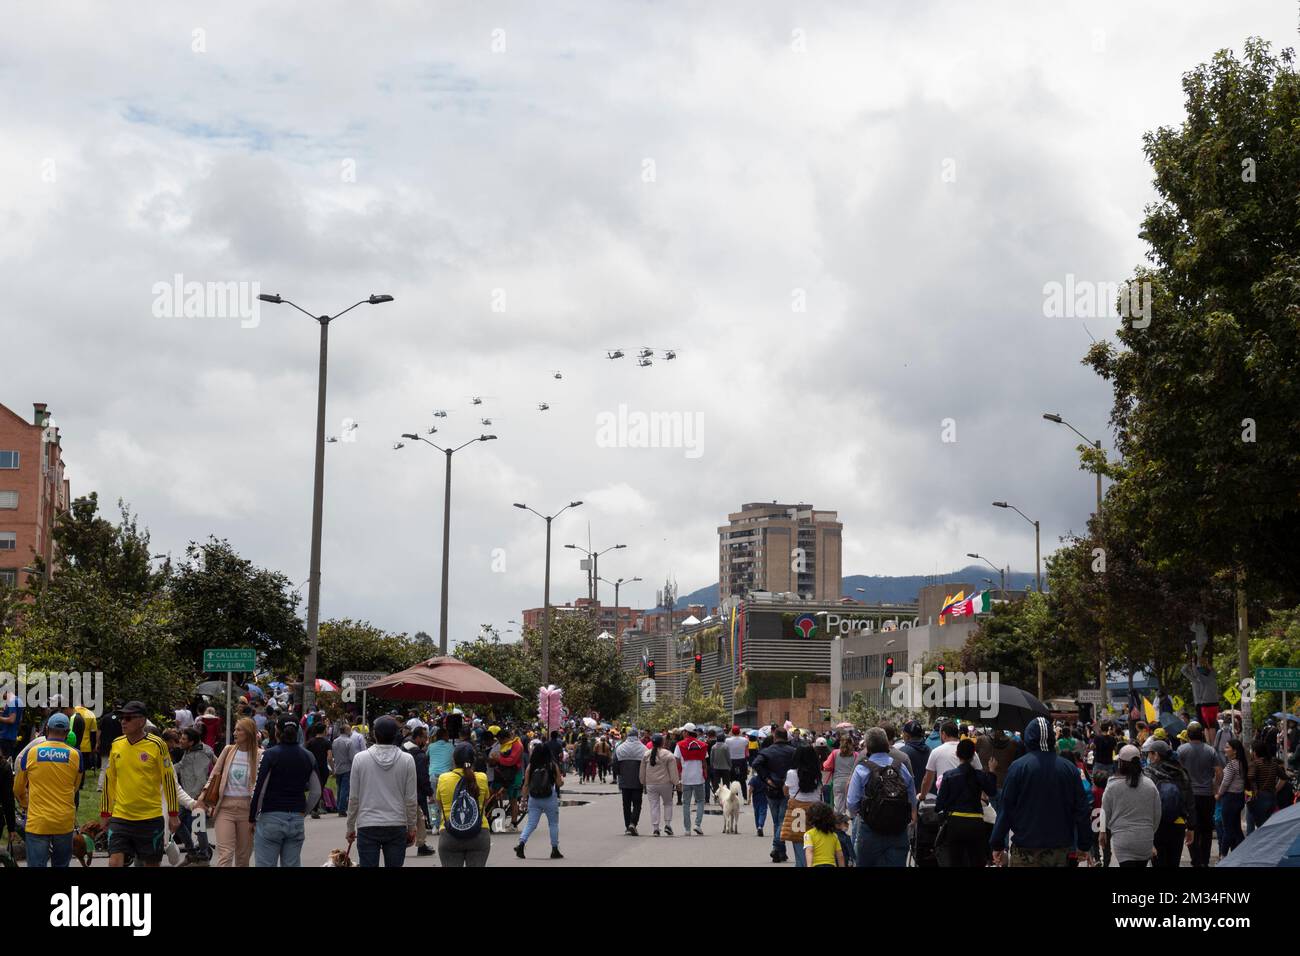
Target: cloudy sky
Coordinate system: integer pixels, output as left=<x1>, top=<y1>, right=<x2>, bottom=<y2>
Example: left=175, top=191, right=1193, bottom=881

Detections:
left=2, top=2, right=1293, bottom=645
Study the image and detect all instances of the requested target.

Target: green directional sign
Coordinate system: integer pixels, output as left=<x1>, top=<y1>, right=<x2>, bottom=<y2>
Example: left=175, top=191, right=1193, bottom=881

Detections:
left=203, top=648, right=256, bottom=672
left=1254, top=667, right=1300, bottom=692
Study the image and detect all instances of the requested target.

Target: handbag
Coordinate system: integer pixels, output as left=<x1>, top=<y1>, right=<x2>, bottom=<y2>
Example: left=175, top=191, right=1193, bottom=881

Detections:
left=780, top=797, right=818, bottom=843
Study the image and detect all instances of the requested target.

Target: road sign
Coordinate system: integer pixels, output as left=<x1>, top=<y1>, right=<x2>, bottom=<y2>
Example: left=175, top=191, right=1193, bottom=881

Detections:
left=1171, top=695, right=1184, bottom=712
left=1076, top=689, right=1105, bottom=706
left=1255, top=667, right=1300, bottom=692
left=639, top=678, right=656, bottom=704
left=342, top=671, right=387, bottom=690
left=1224, top=684, right=1242, bottom=705
left=203, top=648, right=255, bottom=672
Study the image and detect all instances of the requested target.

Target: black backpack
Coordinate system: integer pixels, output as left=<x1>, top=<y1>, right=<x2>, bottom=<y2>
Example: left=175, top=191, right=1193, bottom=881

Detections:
left=860, top=758, right=911, bottom=835
left=529, top=764, right=554, bottom=799
left=446, top=771, right=483, bottom=840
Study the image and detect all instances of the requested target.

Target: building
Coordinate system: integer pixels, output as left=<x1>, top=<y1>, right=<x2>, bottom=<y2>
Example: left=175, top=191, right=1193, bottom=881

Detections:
left=830, top=618, right=980, bottom=711
left=0, top=402, right=69, bottom=590
left=718, top=502, right=842, bottom=602
left=521, top=597, right=639, bottom=637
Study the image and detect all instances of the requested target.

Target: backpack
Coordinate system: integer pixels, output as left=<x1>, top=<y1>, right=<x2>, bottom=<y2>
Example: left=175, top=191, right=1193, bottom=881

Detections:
left=529, top=764, right=553, bottom=799
left=859, top=758, right=911, bottom=835
left=1154, top=778, right=1184, bottom=831
left=320, top=785, right=336, bottom=812
left=446, top=771, right=483, bottom=839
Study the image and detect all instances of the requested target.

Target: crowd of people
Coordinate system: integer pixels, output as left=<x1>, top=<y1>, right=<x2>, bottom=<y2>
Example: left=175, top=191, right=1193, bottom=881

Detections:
left=3, top=685, right=1296, bottom=869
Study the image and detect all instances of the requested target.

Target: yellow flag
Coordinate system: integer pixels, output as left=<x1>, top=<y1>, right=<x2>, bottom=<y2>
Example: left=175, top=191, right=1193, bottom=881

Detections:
left=1142, top=695, right=1158, bottom=723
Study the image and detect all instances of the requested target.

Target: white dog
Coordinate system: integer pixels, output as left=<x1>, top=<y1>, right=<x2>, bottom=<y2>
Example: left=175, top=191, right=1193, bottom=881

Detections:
left=716, top=781, right=743, bottom=834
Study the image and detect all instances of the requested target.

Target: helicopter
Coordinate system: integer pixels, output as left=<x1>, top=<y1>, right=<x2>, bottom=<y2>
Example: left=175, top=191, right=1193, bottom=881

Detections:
left=392, top=441, right=406, bottom=450
left=637, top=357, right=653, bottom=367
left=479, top=417, right=495, bottom=426
left=325, top=420, right=359, bottom=443
left=433, top=410, right=448, bottom=418
left=549, top=370, right=563, bottom=379
left=537, top=402, right=550, bottom=411
left=662, top=349, right=678, bottom=360
left=426, top=426, right=438, bottom=435
left=470, top=397, right=484, bottom=405
left=606, top=350, right=624, bottom=359
left=638, top=348, right=655, bottom=359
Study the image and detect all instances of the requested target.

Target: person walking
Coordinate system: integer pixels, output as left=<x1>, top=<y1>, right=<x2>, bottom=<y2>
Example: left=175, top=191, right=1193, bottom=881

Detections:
left=709, top=730, right=733, bottom=797
left=249, top=717, right=320, bottom=867
left=781, top=744, right=825, bottom=867
left=402, top=726, right=435, bottom=856
left=824, top=734, right=857, bottom=814
left=515, top=737, right=564, bottom=859
left=934, top=738, right=996, bottom=867
left=918, top=721, right=983, bottom=799
left=426, top=726, right=454, bottom=832
left=1176, top=723, right=1223, bottom=866
left=1246, top=740, right=1285, bottom=833
left=615, top=728, right=648, bottom=835
left=898, top=721, right=931, bottom=786
left=330, top=721, right=366, bottom=818
left=725, top=726, right=750, bottom=800
left=1101, top=745, right=1161, bottom=867
left=640, top=733, right=679, bottom=836
left=195, top=717, right=260, bottom=867
left=13, top=713, right=81, bottom=867
left=751, top=728, right=797, bottom=861
left=802, top=802, right=845, bottom=867
left=436, top=742, right=491, bottom=867
left=1216, top=738, right=1249, bottom=856
left=594, top=734, right=612, bottom=784
left=989, top=717, right=1091, bottom=867
left=1140, top=738, right=1194, bottom=867
left=347, top=716, right=418, bottom=867
left=172, top=727, right=215, bottom=864
left=1091, top=721, right=1118, bottom=779
left=305, top=721, right=332, bottom=819
left=846, top=727, right=916, bottom=867
left=99, top=701, right=181, bottom=867
left=674, top=724, right=710, bottom=836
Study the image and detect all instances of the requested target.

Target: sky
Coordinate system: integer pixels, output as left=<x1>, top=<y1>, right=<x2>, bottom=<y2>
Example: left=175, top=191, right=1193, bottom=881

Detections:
left=2, top=1, right=1294, bottom=648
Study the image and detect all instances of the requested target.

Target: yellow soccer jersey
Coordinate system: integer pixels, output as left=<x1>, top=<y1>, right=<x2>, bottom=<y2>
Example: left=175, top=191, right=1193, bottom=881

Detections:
left=99, top=732, right=179, bottom=821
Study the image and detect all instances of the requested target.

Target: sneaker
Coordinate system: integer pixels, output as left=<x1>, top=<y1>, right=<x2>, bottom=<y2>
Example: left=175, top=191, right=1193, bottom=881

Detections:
left=694, top=827, right=703, bottom=836
left=624, top=825, right=633, bottom=835
left=417, top=845, right=435, bottom=856
left=664, top=826, right=674, bottom=836
left=310, top=811, right=320, bottom=819
left=630, top=825, right=638, bottom=836
left=653, top=829, right=661, bottom=837
left=756, top=828, right=763, bottom=837
left=550, top=846, right=563, bottom=859
left=514, top=844, right=526, bottom=859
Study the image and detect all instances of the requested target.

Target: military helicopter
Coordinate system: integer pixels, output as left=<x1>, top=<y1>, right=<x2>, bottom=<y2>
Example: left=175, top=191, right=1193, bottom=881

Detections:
left=606, top=349, right=624, bottom=359
left=662, top=349, right=678, bottom=360
left=470, top=396, right=484, bottom=405
left=433, top=410, right=448, bottom=418
left=479, top=417, right=495, bottom=426
left=549, top=369, right=563, bottom=379
left=426, top=426, right=438, bottom=435
left=637, top=356, right=653, bottom=367
left=537, top=402, right=550, bottom=411
left=638, top=347, right=655, bottom=359
left=325, top=420, right=359, bottom=443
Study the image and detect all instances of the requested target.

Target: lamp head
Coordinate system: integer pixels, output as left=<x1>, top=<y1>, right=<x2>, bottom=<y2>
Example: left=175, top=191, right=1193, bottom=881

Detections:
left=1042, top=413, right=1063, bottom=423
left=992, top=501, right=1008, bottom=509
left=368, top=294, right=394, bottom=304
left=401, top=433, right=419, bottom=440
left=513, top=503, right=527, bottom=510
left=258, top=293, right=282, bottom=304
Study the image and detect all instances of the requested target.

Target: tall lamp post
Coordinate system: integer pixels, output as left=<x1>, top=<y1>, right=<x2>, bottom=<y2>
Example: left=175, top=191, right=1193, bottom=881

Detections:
left=1043, top=412, right=1108, bottom=699
left=259, top=291, right=393, bottom=710
left=992, top=500, right=1042, bottom=699
left=396, top=432, right=498, bottom=655
left=565, top=543, right=626, bottom=603
left=598, top=575, right=642, bottom=639
left=966, top=553, right=1006, bottom=599
left=515, top=500, right=583, bottom=684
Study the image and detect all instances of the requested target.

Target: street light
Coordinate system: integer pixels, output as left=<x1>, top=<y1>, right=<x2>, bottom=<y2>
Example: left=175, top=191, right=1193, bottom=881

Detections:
left=564, top=542, right=626, bottom=602
left=966, top=552, right=1006, bottom=598
left=1044, top=412, right=1107, bottom=696
left=397, top=431, right=498, bottom=655
left=259, top=290, right=393, bottom=710
left=515, top=500, right=583, bottom=684
left=992, top=500, right=1043, bottom=699
left=597, top=575, right=642, bottom=639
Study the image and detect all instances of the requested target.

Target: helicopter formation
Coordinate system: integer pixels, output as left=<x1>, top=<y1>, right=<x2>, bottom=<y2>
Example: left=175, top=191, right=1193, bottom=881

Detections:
left=606, top=347, right=679, bottom=366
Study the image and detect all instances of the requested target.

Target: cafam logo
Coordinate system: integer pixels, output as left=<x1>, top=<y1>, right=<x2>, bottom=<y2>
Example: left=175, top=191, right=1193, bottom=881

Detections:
left=792, top=614, right=818, bottom=639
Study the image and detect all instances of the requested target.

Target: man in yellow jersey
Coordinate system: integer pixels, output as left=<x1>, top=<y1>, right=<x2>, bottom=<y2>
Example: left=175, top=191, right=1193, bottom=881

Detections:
left=99, top=701, right=180, bottom=867
left=13, top=712, right=81, bottom=867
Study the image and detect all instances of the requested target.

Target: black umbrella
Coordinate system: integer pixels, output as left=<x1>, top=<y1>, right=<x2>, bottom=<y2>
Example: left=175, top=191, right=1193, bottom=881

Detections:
left=940, top=684, right=1049, bottom=732
left=195, top=681, right=226, bottom=697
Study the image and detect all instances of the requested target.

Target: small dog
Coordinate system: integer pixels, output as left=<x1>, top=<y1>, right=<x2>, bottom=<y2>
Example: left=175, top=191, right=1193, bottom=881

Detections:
left=716, top=781, right=743, bottom=834
left=73, top=821, right=105, bottom=867
left=322, top=847, right=353, bottom=867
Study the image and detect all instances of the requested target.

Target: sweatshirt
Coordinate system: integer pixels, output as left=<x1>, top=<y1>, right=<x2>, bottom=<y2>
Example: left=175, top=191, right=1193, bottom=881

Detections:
left=347, top=743, right=418, bottom=832
left=1101, top=775, right=1162, bottom=864
left=640, top=747, right=680, bottom=788
left=989, top=717, right=1091, bottom=852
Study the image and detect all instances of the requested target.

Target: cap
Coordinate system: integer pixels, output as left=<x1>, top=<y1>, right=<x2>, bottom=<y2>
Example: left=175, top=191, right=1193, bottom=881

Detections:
left=903, top=720, right=924, bottom=737
left=1141, top=738, right=1170, bottom=755
left=488, top=725, right=501, bottom=735
left=731, top=725, right=741, bottom=735
left=1117, top=744, right=1140, bottom=762
left=116, top=701, right=148, bottom=717
left=683, top=722, right=697, bottom=732
left=46, top=713, right=70, bottom=731
left=1187, top=720, right=1202, bottom=731
left=815, top=737, right=827, bottom=747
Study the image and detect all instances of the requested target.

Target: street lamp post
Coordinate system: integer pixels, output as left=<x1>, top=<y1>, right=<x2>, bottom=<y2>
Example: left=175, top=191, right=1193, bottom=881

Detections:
left=1043, top=413, right=1108, bottom=697
left=515, top=501, right=583, bottom=684
left=397, top=432, right=498, bottom=656
left=597, top=575, right=642, bottom=639
left=993, top=500, right=1043, bottom=699
left=565, top=543, right=626, bottom=605
left=966, top=552, right=1006, bottom=599
left=259, top=291, right=393, bottom=710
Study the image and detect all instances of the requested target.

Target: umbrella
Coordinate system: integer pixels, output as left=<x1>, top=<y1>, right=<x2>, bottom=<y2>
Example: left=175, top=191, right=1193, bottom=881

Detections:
left=364, top=656, right=522, bottom=704
left=195, top=681, right=226, bottom=697
left=1158, top=712, right=1187, bottom=736
left=1217, top=801, right=1300, bottom=867
left=1271, top=713, right=1300, bottom=725
left=582, top=716, right=597, bottom=729
left=834, top=721, right=855, bottom=731
left=314, top=678, right=340, bottom=693
left=268, top=681, right=287, bottom=690
left=246, top=683, right=265, bottom=698
left=940, top=684, right=1049, bottom=732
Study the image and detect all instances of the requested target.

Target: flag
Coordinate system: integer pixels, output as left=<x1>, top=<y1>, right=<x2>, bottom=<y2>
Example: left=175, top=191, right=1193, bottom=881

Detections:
left=939, top=591, right=966, bottom=616
left=1142, top=695, right=1158, bottom=724
left=940, top=591, right=991, bottom=623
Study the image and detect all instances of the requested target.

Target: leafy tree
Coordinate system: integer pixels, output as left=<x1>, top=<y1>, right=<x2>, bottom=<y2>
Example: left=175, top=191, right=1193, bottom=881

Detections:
left=316, top=618, right=434, bottom=678
left=454, top=628, right=538, bottom=723
left=963, top=593, right=1090, bottom=700
left=642, top=674, right=728, bottom=731
left=170, top=537, right=304, bottom=675
left=41, top=493, right=158, bottom=595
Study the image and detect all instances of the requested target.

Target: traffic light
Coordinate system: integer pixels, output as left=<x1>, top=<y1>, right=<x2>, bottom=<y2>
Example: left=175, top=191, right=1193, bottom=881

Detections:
left=885, top=656, right=894, bottom=679
left=647, top=660, right=655, bottom=680
left=694, top=654, right=702, bottom=674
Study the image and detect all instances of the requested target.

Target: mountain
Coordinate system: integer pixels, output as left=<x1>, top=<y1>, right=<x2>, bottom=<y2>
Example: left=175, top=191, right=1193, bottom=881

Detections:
left=673, top=566, right=1039, bottom=609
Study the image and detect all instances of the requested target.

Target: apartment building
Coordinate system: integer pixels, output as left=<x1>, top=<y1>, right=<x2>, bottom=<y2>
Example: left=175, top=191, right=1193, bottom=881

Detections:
left=718, top=502, right=842, bottom=601
left=0, top=402, right=69, bottom=589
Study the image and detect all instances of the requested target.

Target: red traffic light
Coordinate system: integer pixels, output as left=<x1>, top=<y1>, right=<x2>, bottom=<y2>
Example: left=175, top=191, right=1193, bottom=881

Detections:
left=886, top=657, right=894, bottom=667
left=937, top=663, right=946, bottom=673
left=694, top=653, right=702, bottom=673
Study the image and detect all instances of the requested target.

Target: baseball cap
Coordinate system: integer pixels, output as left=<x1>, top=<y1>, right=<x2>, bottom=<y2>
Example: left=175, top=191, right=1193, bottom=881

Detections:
left=815, top=737, right=827, bottom=747
left=903, top=720, right=924, bottom=737
left=488, top=725, right=501, bottom=735
left=731, top=725, right=741, bottom=735
left=116, top=701, right=148, bottom=717
left=1141, top=737, right=1170, bottom=755
left=683, top=722, right=697, bottom=733
left=46, top=713, right=70, bottom=731
left=1117, top=744, right=1140, bottom=762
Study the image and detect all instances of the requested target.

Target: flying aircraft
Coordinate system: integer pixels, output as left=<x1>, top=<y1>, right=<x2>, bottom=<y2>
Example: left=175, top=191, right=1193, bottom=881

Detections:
left=392, top=441, right=405, bottom=450
left=638, top=348, right=655, bottom=359
left=426, top=426, right=438, bottom=435
left=537, top=402, right=550, bottom=411
left=606, top=350, right=624, bottom=359
left=470, top=397, right=483, bottom=405
left=662, top=349, right=678, bottom=360
left=637, top=357, right=653, bottom=367
left=433, top=410, right=448, bottom=418
left=479, top=417, right=494, bottom=426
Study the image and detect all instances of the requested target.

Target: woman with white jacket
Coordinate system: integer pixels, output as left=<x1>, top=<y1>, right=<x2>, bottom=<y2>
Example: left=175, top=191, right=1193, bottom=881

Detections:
left=1100, top=745, right=1161, bottom=867
left=639, top=734, right=680, bottom=837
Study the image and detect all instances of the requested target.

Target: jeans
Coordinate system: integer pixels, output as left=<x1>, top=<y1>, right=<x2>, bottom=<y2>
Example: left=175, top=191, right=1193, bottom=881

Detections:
left=335, top=771, right=351, bottom=814
left=176, top=807, right=211, bottom=859
left=254, top=811, right=305, bottom=867
left=681, top=783, right=706, bottom=832
left=855, top=825, right=909, bottom=867
left=519, top=792, right=560, bottom=847
left=25, top=832, right=73, bottom=868
left=1246, top=791, right=1275, bottom=834
left=1220, top=791, right=1246, bottom=855
left=752, top=791, right=768, bottom=832
left=621, top=788, right=643, bottom=829
left=1152, top=825, right=1184, bottom=868
left=357, top=825, right=407, bottom=867
left=768, top=795, right=788, bottom=856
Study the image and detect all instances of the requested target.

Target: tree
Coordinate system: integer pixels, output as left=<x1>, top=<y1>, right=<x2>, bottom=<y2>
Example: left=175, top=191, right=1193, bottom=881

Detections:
left=316, top=618, right=433, bottom=678
left=1085, top=39, right=1300, bottom=737
left=962, top=594, right=1092, bottom=701
left=169, top=537, right=304, bottom=674
left=642, top=674, right=728, bottom=731
left=454, top=628, right=538, bottom=723
left=41, top=493, right=158, bottom=595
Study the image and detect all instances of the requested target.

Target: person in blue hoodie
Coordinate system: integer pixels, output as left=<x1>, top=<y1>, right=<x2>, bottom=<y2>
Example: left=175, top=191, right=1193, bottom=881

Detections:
left=989, top=717, right=1091, bottom=867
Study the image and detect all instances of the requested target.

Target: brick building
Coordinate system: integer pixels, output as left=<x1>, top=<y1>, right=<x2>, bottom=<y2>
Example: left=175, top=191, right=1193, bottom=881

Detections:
left=521, top=597, right=639, bottom=637
left=0, top=402, right=69, bottom=589
left=718, top=502, right=843, bottom=602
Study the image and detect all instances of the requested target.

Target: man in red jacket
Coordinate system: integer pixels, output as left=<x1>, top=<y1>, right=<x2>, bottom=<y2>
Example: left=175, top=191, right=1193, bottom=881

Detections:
left=674, top=723, right=709, bottom=835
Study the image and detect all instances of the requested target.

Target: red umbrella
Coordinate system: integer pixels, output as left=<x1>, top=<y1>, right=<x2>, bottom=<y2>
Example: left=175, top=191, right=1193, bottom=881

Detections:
left=364, top=656, right=522, bottom=704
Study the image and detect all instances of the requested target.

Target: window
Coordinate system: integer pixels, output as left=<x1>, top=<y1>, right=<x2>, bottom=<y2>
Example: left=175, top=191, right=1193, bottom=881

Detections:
left=0, top=451, right=17, bottom=469
left=0, top=491, right=16, bottom=509
left=0, top=569, right=16, bottom=588
left=0, top=533, right=14, bottom=551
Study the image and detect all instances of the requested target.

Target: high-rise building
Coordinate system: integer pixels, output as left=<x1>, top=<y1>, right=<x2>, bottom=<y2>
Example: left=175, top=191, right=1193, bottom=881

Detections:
left=718, top=502, right=842, bottom=601
left=0, top=402, right=69, bottom=590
